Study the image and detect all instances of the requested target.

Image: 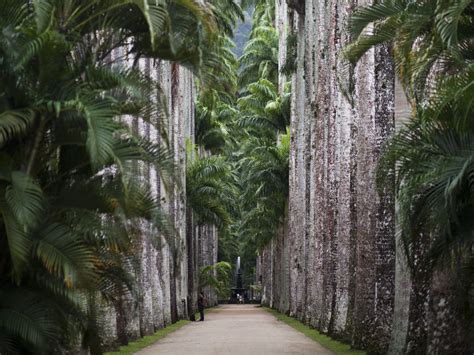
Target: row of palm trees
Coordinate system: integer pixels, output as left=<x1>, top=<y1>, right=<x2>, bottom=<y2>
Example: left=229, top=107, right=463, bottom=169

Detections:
left=5, top=0, right=468, bottom=351
left=190, top=0, right=474, bottom=314
left=0, top=0, right=234, bottom=353
left=187, top=0, right=474, bottom=299
left=346, top=0, right=474, bottom=282
left=186, top=1, right=473, bottom=351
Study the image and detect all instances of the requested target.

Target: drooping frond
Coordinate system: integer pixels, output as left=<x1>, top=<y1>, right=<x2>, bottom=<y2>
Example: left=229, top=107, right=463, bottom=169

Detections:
left=187, top=155, right=236, bottom=227
left=4, top=171, right=44, bottom=228
left=0, top=289, right=58, bottom=351
left=0, top=110, right=36, bottom=147
left=199, top=261, right=232, bottom=297
left=34, top=223, right=95, bottom=287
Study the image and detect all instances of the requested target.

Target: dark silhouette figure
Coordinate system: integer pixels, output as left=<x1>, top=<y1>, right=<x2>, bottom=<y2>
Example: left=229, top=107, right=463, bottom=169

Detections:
left=187, top=296, right=196, bottom=321
left=198, top=292, right=205, bottom=321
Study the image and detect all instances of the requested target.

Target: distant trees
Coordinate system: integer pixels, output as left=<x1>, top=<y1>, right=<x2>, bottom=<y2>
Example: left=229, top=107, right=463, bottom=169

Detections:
left=234, top=0, right=289, bottom=264
left=199, top=261, right=233, bottom=299
left=186, top=155, right=235, bottom=228
left=238, top=133, right=289, bottom=251
left=238, top=25, right=279, bottom=87
left=188, top=0, right=290, bottom=284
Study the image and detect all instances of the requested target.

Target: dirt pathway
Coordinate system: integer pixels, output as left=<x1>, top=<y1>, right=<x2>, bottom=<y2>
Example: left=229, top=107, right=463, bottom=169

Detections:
left=135, top=304, right=333, bottom=354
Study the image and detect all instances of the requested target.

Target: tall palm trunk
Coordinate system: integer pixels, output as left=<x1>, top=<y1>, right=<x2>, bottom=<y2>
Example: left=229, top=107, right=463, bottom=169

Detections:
left=186, top=208, right=196, bottom=316
left=170, top=254, right=179, bottom=323
left=266, top=0, right=396, bottom=352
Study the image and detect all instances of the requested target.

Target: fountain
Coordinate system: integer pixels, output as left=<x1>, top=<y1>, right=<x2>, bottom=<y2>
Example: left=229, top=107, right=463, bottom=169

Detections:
left=229, top=256, right=248, bottom=303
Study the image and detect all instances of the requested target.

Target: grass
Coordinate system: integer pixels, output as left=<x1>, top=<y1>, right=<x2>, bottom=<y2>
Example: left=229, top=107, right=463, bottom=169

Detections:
left=104, top=307, right=216, bottom=354
left=105, top=306, right=359, bottom=354
left=264, top=308, right=366, bottom=355
left=104, top=320, right=190, bottom=355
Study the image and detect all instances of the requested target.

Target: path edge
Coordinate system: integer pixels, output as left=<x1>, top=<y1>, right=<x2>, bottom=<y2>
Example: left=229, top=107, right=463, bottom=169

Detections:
left=104, top=306, right=220, bottom=355
left=263, top=307, right=366, bottom=355
left=103, top=320, right=190, bottom=355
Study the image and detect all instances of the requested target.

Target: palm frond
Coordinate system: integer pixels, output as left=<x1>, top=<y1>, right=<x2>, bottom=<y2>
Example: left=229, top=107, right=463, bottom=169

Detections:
left=33, top=0, right=56, bottom=33
left=0, top=109, right=36, bottom=147
left=5, top=171, right=45, bottom=228
left=348, top=0, right=406, bottom=38
left=0, top=289, right=58, bottom=351
left=435, top=0, right=473, bottom=49
left=34, top=223, right=95, bottom=287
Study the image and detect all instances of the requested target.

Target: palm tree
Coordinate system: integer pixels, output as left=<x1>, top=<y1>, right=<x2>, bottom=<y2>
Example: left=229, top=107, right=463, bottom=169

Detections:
left=238, top=16, right=279, bottom=88
left=185, top=0, right=289, bottom=296
left=196, top=35, right=240, bottom=153
left=186, top=154, right=236, bottom=228
left=342, top=3, right=474, bottom=352
left=345, top=0, right=474, bottom=271
left=188, top=4, right=290, bottom=289
left=195, top=101, right=238, bottom=153
left=237, top=79, right=290, bottom=137
left=199, top=261, right=233, bottom=299
left=238, top=132, right=290, bottom=251
left=345, top=0, right=474, bottom=103
left=377, top=68, right=474, bottom=271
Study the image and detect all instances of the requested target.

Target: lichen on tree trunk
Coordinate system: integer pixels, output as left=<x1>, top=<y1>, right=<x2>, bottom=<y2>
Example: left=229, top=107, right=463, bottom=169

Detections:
left=258, top=0, right=471, bottom=353
left=259, top=0, right=397, bottom=352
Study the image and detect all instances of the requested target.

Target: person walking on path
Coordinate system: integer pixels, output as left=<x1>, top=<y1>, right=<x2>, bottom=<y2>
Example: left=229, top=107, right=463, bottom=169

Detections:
left=198, top=291, right=206, bottom=321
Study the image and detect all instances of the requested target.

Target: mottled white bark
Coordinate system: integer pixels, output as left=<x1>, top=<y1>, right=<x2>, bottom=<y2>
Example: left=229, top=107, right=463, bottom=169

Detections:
left=388, top=80, right=411, bottom=355
left=199, top=224, right=219, bottom=306
left=92, top=53, right=197, bottom=352
left=262, top=0, right=397, bottom=352
left=96, top=297, right=119, bottom=350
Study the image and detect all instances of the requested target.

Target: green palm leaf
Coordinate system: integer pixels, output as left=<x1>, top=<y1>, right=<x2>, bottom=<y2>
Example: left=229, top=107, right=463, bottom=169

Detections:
left=33, top=0, right=56, bottom=33
left=5, top=171, right=44, bottom=228
left=435, top=0, right=473, bottom=49
left=0, top=110, right=36, bottom=147
left=71, top=97, right=119, bottom=169
left=34, top=223, right=95, bottom=287
left=0, top=207, right=32, bottom=278
left=0, top=289, right=57, bottom=351
left=0, top=171, right=44, bottom=277
left=348, top=0, right=405, bottom=38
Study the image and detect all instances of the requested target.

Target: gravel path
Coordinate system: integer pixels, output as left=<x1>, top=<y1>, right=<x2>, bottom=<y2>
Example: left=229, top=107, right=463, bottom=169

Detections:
left=135, top=304, right=333, bottom=355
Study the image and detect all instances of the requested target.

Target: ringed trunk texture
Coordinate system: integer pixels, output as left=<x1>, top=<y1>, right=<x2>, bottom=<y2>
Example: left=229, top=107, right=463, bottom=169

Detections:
left=87, top=50, right=208, bottom=353
left=292, top=1, right=396, bottom=351
left=260, top=0, right=397, bottom=353
left=258, top=0, right=472, bottom=354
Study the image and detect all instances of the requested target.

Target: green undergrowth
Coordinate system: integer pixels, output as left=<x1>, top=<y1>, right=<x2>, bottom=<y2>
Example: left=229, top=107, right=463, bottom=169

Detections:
left=265, top=308, right=365, bottom=355
left=104, top=320, right=190, bottom=355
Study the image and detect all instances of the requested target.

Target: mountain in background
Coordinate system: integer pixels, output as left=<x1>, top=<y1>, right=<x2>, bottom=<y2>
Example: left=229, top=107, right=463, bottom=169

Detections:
left=233, top=10, right=252, bottom=58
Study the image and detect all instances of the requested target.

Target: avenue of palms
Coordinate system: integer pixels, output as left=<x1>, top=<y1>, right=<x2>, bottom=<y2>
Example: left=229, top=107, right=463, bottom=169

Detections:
left=0, top=0, right=473, bottom=354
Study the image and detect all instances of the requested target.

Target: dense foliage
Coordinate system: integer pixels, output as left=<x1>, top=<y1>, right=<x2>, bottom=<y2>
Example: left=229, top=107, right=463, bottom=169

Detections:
left=0, top=0, right=221, bottom=353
